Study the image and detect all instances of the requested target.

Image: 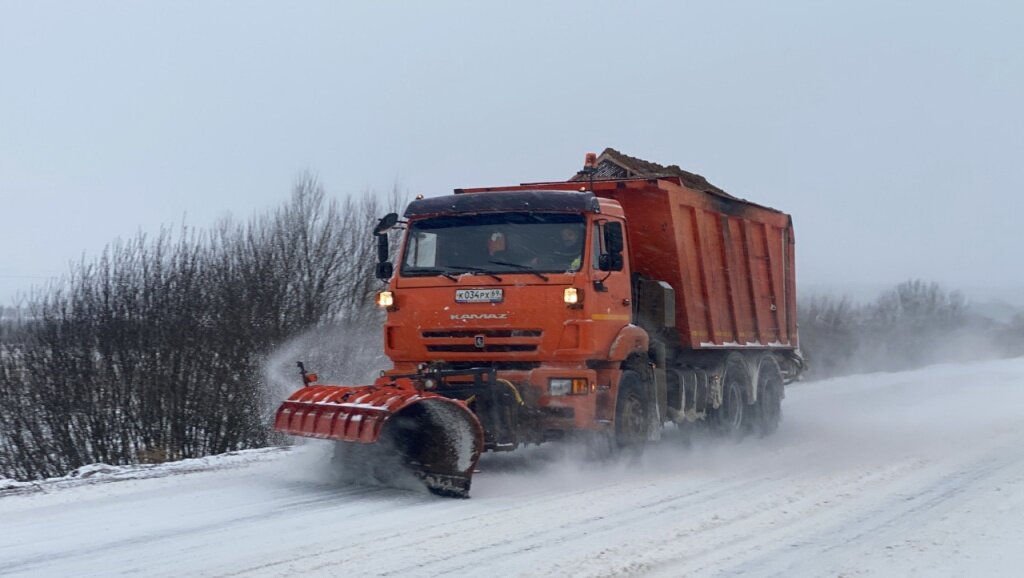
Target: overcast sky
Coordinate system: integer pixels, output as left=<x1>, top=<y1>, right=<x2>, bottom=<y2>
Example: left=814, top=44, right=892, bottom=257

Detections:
left=2, top=1, right=1022, bottom=305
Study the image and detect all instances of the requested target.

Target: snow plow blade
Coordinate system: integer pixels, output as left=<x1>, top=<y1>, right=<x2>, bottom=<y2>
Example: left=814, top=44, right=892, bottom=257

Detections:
left=273, top=381, right=484, bottom=497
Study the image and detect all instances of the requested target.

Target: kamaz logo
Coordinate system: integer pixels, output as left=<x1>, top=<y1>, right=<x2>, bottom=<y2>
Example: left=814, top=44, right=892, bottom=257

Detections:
left=450, top=313, right=509, bottom=320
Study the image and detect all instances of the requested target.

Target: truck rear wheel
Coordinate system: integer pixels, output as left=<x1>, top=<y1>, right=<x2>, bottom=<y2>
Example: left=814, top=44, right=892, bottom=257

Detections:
left=756, top=357, right=783, bottom=436
left=710, top=357, right=748, bottom=439
left=615, top=370, right=648, bottom=451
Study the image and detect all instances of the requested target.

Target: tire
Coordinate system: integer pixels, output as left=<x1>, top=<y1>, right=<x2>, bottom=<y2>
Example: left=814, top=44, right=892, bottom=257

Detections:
left=614, top=370, right=648, bottom=451
left=756, top=357, right=784, bottom=436
left=710, top=357, right=748, bottom=439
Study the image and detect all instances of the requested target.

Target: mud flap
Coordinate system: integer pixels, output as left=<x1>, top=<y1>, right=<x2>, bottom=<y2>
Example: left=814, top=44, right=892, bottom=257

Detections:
left=649, top=365, right=666, bottom=442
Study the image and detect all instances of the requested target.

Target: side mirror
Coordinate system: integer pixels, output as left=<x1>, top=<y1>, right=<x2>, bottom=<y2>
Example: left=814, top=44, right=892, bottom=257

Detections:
left=374, top=214, right=397, bottom=280
left=376, top=233, right=389, bottom=264
left=374, top=213, right=399, bottom=236
left=604, top=222, right=624, bottom=254
left=599, top=221, right=625, bottom=271
left=375, top=234, right=393, bottom=280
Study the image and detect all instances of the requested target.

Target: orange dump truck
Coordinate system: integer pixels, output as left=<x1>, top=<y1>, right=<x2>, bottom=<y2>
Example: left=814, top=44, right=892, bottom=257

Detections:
left=275, top=149, right=803, bottom=497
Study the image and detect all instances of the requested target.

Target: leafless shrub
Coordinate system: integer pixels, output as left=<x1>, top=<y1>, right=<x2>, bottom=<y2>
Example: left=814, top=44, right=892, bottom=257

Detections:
left=797, top=293, right=861, bottom=377
left=860, top=280, right=968, bottom=371
left=0, top=175, right=404, bottom=480
left=798, top=279, right=1011, bottom=379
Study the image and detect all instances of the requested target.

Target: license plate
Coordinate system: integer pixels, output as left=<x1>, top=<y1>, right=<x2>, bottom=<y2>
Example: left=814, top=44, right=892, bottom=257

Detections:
left=455, top=288, right=503, bottom=303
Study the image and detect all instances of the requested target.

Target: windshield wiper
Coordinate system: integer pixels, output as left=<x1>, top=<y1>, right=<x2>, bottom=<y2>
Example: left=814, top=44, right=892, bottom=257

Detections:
left=406, top=267, right=458, bottom=282
left=488, top=260, right=549, bottom=282
left=446, top=265, right=503, bottom=282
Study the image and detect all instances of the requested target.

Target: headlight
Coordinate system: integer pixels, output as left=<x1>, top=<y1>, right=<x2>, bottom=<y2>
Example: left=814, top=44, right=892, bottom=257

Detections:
left=549, top=377, right=589, bottom=396
left=563, top=287, right=582, bottom=305
left=549, top=378, right=572, bottom=396
left=376, top=291, right=394, bottom=308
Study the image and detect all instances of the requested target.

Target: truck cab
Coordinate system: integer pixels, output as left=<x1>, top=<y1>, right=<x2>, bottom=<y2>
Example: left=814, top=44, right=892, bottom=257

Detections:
left=376, top=190, right=643, bottom=448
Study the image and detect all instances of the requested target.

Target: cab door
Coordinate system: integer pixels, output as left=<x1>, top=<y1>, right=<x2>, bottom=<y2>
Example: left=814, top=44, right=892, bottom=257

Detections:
left=589, top=218, right=633, bottom=329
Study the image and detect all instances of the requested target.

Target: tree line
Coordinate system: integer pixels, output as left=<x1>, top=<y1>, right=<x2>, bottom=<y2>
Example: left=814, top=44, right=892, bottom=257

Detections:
left=1, top=176, right=399, bottom=480
left=798, top=279, right=1024, bottom=379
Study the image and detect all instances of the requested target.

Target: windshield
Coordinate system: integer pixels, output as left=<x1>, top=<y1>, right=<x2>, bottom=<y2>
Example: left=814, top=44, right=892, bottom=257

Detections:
left=402, top=213, right=586, bottom=277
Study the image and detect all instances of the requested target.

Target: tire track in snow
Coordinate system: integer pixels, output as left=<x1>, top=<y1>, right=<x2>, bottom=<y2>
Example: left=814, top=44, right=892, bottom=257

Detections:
left=4, top=358, right=1024, bottom=577
left=225, top=442, right=825, bottom=577
left=0, top=478, right=403, bottom=576
left=722, top=438, right=1024, bottom=578
left=544, top=458, right=932, bottom=578
left=589, top=435, right=1024, bottom=578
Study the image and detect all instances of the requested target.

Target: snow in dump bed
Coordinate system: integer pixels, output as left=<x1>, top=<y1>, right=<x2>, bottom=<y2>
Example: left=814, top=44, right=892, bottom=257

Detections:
left=2, top=357, right=1024, bottom=577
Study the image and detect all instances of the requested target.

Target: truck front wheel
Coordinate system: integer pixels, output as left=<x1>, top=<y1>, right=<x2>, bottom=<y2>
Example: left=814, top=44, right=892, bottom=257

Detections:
left=615, top=370, right=648, bottom=451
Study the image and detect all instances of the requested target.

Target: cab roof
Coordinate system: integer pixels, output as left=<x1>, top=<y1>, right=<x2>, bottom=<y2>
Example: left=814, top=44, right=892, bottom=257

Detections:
left=404, top=190, right=601, bottom=218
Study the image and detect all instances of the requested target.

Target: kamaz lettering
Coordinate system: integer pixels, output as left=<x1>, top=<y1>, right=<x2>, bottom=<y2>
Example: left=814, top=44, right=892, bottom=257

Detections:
left=449, top=313, right=509, bottom=321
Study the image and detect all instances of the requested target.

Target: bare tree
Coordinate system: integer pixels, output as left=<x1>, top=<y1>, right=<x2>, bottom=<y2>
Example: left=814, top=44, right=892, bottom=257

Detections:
left=797, top=293, right=861, bottom=378
left=0, top=177, right=405, bottom=481
left=862, top=280, right=967, bottom=370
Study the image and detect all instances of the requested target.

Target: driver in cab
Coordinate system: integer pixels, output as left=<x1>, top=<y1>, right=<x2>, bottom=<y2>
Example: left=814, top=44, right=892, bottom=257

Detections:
left=487, top=226, right=584, bottom=272
left=551, top=226, right=583, bottom=271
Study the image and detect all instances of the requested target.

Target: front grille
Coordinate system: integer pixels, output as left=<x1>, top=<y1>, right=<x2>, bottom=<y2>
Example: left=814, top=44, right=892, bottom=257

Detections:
left=427, top=344, right=537, bottom=353
left=422, top=329, right=542, bottom=338
left=421, top=328, right=543, bottom=355
left=438, top=361, right=541, bottom=371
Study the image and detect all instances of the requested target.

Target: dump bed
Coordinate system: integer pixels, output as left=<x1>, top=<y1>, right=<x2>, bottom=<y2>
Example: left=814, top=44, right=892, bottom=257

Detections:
left=467, top=176, right=799, bottom=351
left=571, top=149, right=798, bottom=350
left=591, top=177, right=797, bottom=351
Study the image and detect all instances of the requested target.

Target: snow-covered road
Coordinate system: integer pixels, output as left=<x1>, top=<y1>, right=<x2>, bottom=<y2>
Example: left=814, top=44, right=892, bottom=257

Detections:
left=3, top=358, right=1024, bottom=577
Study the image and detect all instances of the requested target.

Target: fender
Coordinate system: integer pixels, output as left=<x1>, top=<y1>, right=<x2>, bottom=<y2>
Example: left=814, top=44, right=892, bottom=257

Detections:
left=607, top=324, right=650, bottom=362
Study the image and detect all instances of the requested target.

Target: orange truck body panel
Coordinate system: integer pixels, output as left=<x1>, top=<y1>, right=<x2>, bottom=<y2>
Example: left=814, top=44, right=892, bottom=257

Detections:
left=462, top=177, right=798, bottom=351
